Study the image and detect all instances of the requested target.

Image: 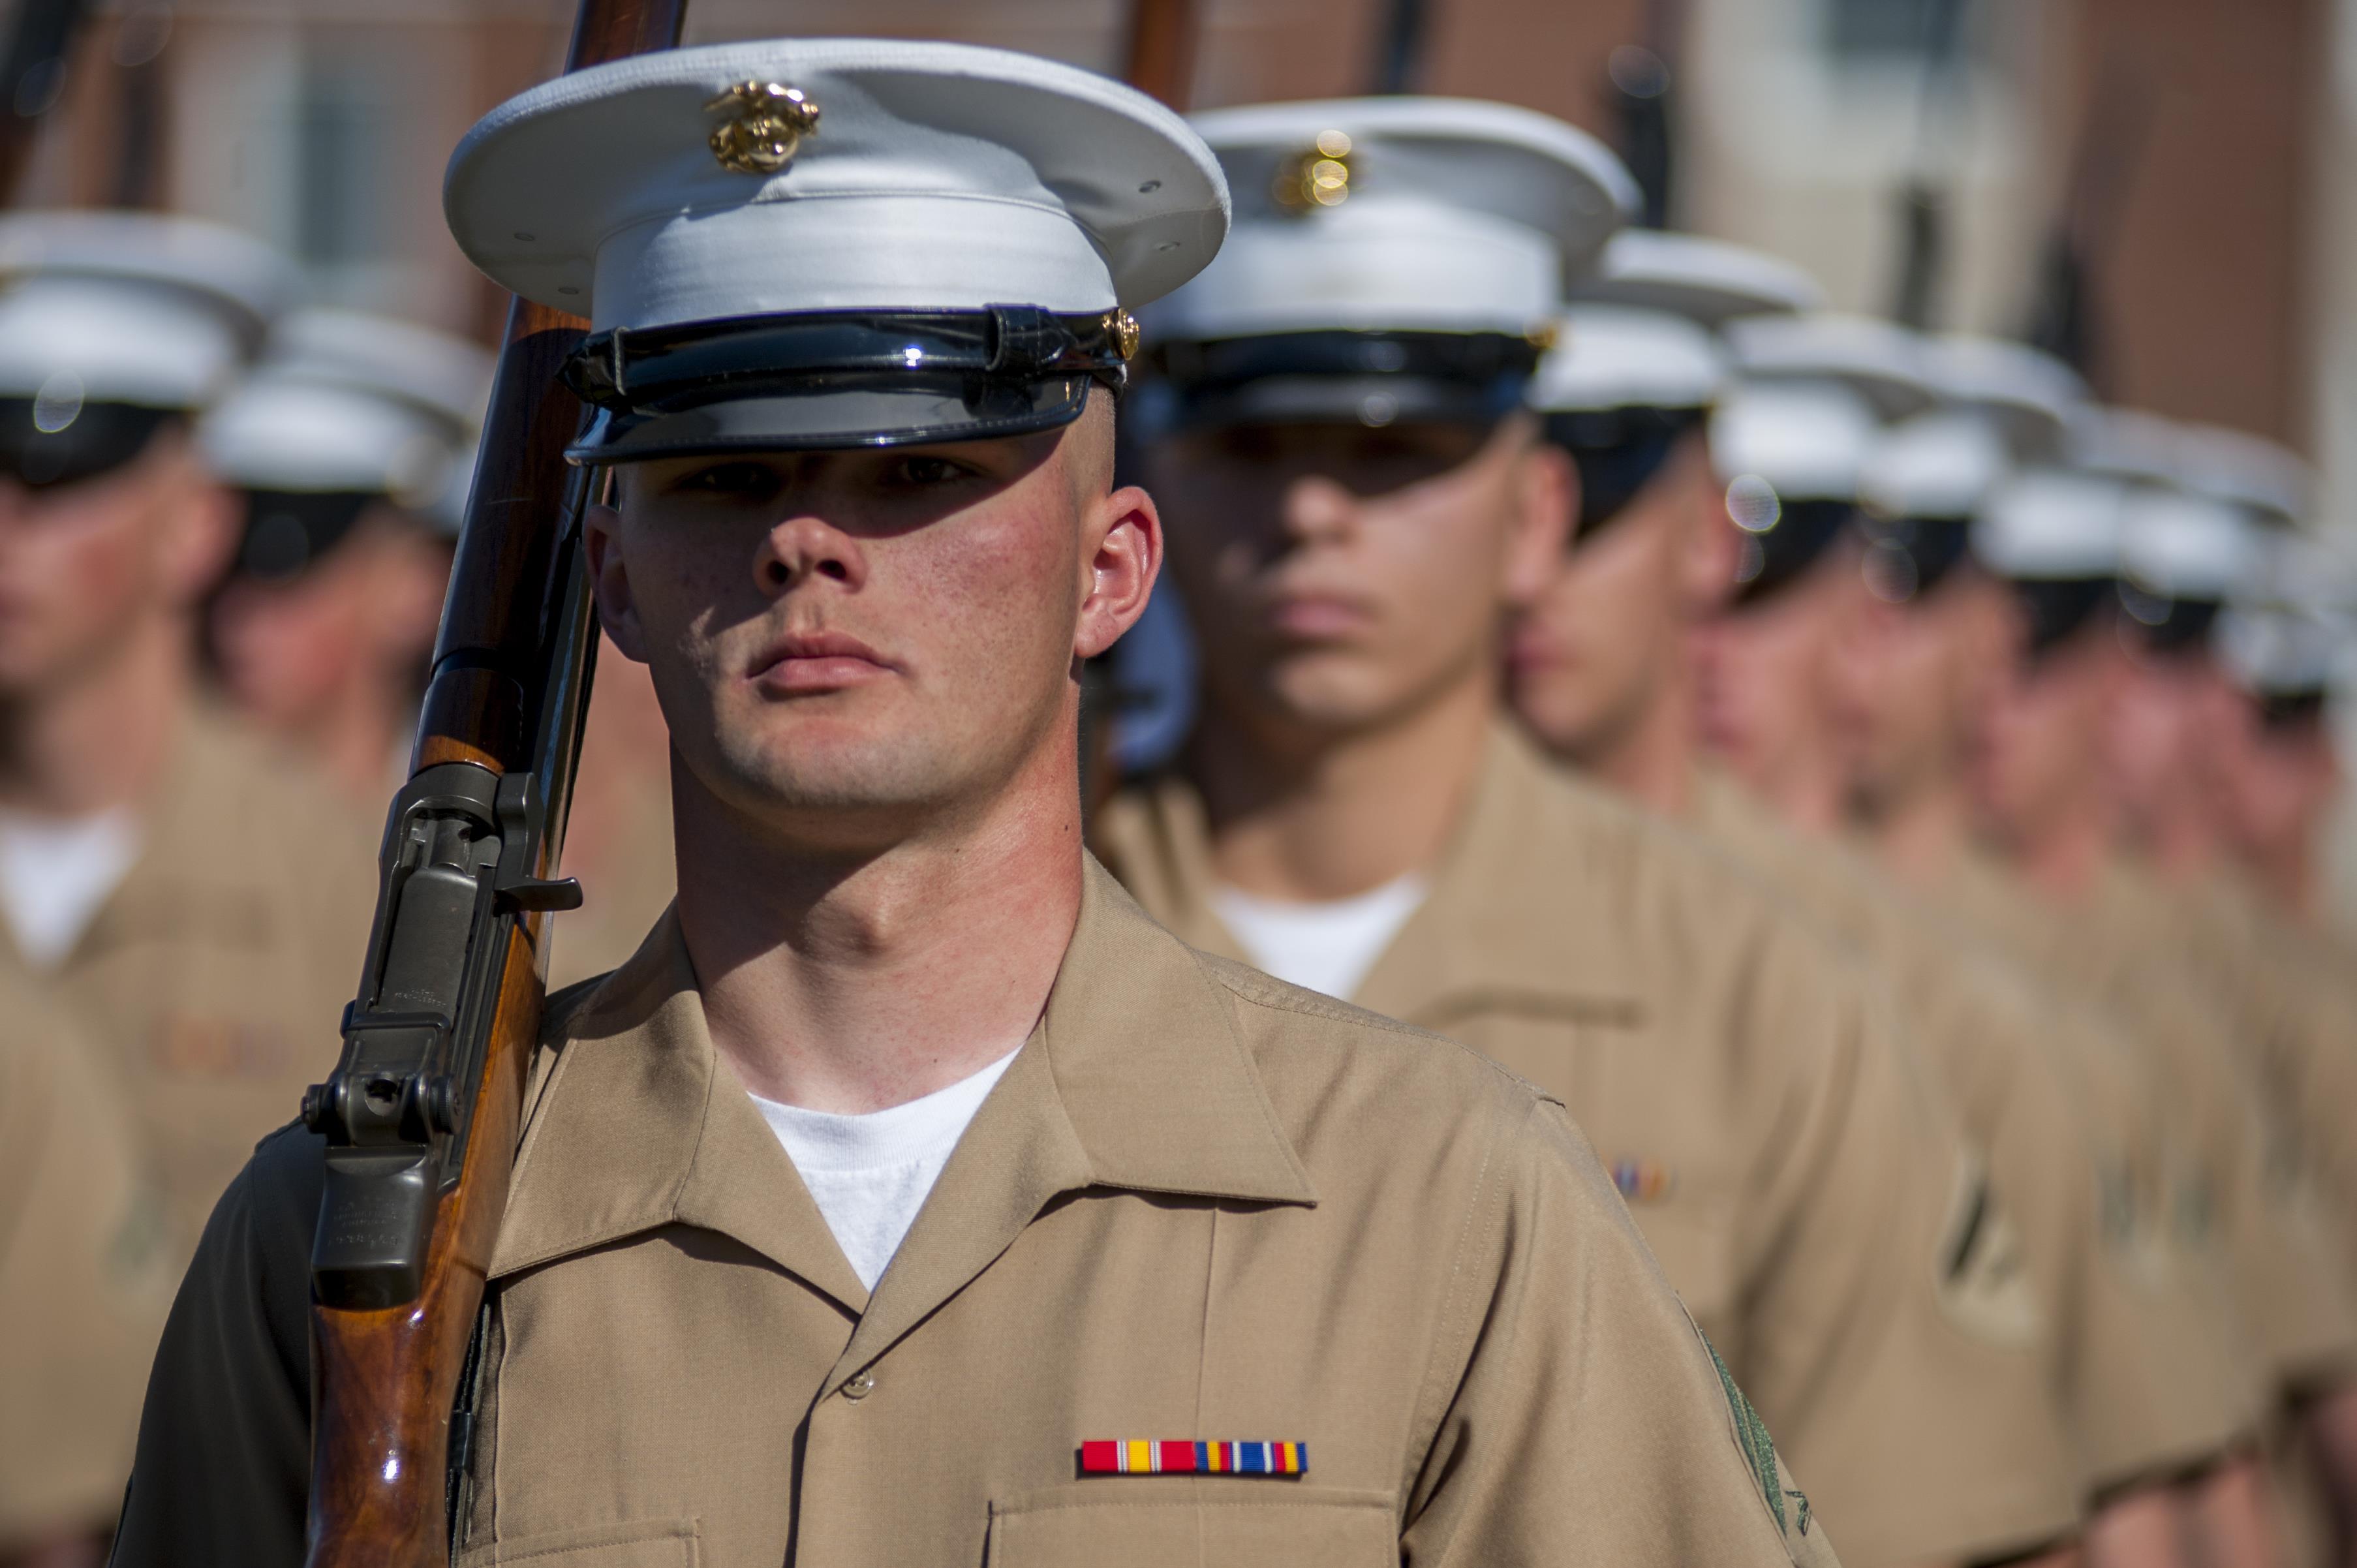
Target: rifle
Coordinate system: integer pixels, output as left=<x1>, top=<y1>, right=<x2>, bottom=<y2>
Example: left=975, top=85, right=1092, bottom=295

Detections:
left=0, top=0, right=89, bottom=201
left=298, top=2, right=685, bottom=1563
left=1083, top=0, right=1203, bottom=823
left=1120, top=0, right=1197, bottom=109
left=1886, top=0, right=1966, bottom=330
left=2022, top=52, right=2151, bottom=385
left=1369, top=0, right=1426, bottom=94
left=1606, top=0, right=1686, bottom=231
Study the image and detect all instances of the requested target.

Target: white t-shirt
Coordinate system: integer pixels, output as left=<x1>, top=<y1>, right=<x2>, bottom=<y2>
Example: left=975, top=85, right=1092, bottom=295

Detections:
left=750, top=1047, right=1021, bottom=1291
left=0, top=807, right=142, bottom=968
left=1208, top=872, right=1428, bottom=1002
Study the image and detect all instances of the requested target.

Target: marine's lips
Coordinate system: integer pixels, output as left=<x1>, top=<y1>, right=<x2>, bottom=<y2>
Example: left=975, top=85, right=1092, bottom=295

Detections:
left=1503, top=624, right=1573, bottom=677
left=748, top=627, right=901, bottom=694
left=1259, top=588, right=1381, bottom=641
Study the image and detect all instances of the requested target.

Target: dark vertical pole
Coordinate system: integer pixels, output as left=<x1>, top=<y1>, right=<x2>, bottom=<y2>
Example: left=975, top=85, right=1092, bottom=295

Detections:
left=1121, top=0, right=1197, bottom=108
left=1607, top=0, right=1686, bottom=230
left=0, top=0, right=89, bottom=201
left=1888, top=0, right=1968, bottom=330
left=1370, top=0, right=1427, bottom=95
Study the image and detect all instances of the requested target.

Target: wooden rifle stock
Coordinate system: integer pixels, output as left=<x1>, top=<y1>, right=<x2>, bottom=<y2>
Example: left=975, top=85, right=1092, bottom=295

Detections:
left=301, top=4, right=685, bottom=1565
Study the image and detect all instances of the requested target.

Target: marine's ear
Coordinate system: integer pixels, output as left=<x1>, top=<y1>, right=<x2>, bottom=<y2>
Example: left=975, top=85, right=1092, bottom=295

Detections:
left=581, top=495, right=649, bottom=665
left=1504, top=429, right=1575, bottom=610
left=153, top=429, right=241, bottom=609
left=1672, top=435, right=1740, bottom=615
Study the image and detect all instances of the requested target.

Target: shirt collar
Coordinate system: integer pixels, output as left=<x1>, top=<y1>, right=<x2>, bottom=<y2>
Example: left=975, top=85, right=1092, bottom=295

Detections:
left=489, top=856, right=1314, bottom=1299
left=1103, top=722, right=1646, bottom=1029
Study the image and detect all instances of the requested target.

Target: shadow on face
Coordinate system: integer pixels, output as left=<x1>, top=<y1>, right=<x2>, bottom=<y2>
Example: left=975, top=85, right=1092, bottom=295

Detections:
left=1144, top=412, right=1565, bottom=740
left=0, top=423, right=236, bottom=699
left=1974, top=619, right=2115, bottom=842
left=584, top=403, right=1148, bottom=850
left=1692, top=549, right=1852, bottom=793
left=1506, top=431, right=1719, bottom=765
left=1834, top=568, right=2012, bottom=816
left=208, top=510, right=447, bottom=734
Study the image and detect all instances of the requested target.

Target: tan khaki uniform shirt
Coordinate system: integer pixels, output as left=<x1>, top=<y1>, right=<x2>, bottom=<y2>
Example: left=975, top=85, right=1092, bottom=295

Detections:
left=1098, top=726, right=2080, bottom=1568
left=117, top=862, right=1834, bottom=1568
left=1935, top=850, right=2357, bottom=1397
left=18, top=703, right=379, bottom=1268
left=2136, top=870, right=2357, bottom=1282
left=0, top=983, right=173, bottom=1546
left=1689, top=772, right=2259, bottom=1489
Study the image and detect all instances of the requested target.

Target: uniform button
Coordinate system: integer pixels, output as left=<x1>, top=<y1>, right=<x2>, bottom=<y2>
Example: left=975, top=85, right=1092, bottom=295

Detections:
left=841, top=1372, right=875, bottom=1401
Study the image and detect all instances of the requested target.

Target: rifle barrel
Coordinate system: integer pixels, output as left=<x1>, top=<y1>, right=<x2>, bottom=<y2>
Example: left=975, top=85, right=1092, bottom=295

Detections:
left=301, top=5, right=685, bottom=1565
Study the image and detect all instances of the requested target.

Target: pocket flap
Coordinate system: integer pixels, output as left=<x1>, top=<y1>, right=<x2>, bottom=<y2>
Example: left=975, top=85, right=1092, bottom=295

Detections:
left=989, top=1483, right=1392, bottom=1567
left=455, top=1516, right=698, bottom=1567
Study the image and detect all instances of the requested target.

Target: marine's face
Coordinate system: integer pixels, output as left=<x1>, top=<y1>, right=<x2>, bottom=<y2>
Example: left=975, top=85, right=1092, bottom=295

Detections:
left=208, top=512, right=447, bottom=733
left=2217, top=709, right=2338, bottom=862
left=1691, top=551, right=1850, bottom=792
left=1834, top=567, right=2010, bottom=812
left=1147, top=414, right=1567, bottom=739
left=1973, top=619, right=2113, bottom=839
left=1506, top=431, right=1723, bottom=763
left=2103, top=648, right=2218, bottom=835
left=0, top=426, right=234, bottom=698
left=587, top=400, right=1154, bottom=849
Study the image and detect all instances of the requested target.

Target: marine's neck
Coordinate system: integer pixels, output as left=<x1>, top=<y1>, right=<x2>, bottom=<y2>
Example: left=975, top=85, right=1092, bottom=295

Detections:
left=1859, top=769, right=1975, bottom=888
left=2129, top=793, right=2218, bottom=884
left=1732, top=727, right=1846, bottom=838
left=2002, top=792, right=2112, bottom=903
left=1572, top=634, right=1701, bottom=821
left=2248, top=833, right=2321, bottom=924
left=298, top=681, right=407, bottom=803
left=1187, top=663, right=1493, bottom=902
left=677, top=728, right=1085, bottom=1116
left=0, top=614, right=188, bottom=820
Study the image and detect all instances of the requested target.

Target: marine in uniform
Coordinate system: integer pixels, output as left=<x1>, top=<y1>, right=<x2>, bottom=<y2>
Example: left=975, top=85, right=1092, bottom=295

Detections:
left=117, top=42, right=1828, bottom=1567
left=0, top=976, right=173, bottom=1563
left=1938, top=461, right=2357, bottom=1559
left=1509, top=268, right=2268, bottom=1560
left=0, top=212, right=379, bottom=1268
left=200, top=308, right=492, bottom=801
left=1096, top=100, right=2078, bottom=1567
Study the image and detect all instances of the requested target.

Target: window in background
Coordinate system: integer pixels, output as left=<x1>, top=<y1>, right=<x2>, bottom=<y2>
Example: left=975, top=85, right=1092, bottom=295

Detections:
left=1821, top=0, right=1990, bottom=74
left=290, top=64, right=390, bottom=274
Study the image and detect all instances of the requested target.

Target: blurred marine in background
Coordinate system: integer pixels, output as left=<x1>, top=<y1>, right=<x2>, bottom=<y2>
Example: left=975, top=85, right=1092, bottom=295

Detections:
left=1100, top=96, right=2082, bottom=1568
left=199, top=308, right=490, bottom=801
left=0, top=212, right=377, bottom=1274
left=1512, top=254, right=2275, bottom=1567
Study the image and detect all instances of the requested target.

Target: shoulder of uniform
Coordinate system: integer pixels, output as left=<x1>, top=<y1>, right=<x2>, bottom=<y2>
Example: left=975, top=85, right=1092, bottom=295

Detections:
left=228, top=1118, right=330, bottom=1254
left=540, top=968, right=618, bottom=1045
left=1194, top=947, right=1563, bottom=1114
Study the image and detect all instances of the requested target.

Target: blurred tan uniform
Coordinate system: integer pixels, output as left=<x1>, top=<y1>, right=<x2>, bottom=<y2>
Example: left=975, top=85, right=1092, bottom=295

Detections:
left=547, top=761, right=674, bottom=992
left=0, top=986, right=174, bottom=1549
left=547, top=641, right=677, bottom=992
left=123, top=866, right=1836, bottom=1568
left=2138, top=870, right=2357, bottom=1277
left=7, top=703, right=377, bottom=1268
left=1689, top=771, right=2263, bottom=1492
left=1100, top=725, right=2078, bottom=1568
left=1936, top=849, right=2357, bottom=1401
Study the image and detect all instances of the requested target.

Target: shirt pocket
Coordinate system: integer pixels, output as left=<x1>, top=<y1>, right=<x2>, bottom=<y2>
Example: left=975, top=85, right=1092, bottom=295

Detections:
left=454, top=1516, right=698, bottom=1567
left=987, top=1483, right=1393, bottom=1567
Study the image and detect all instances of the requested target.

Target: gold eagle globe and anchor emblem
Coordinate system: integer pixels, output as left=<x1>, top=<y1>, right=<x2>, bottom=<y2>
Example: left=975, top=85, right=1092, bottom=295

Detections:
left=705, top=80, right=820, bottom=174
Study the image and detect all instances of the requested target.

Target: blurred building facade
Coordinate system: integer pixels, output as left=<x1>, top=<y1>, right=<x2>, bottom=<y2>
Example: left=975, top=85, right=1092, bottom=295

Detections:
left=12, top=0, right=2357, bottom=915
